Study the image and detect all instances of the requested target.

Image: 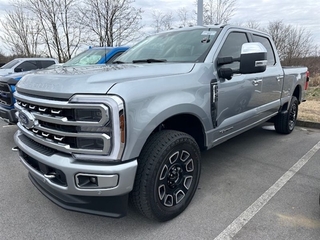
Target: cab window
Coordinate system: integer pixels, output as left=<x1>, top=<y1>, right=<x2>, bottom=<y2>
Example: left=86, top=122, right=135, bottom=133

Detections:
left=218, top=32, right=249, bottom=69
left=252, top=34, right=276, bottom=66
left=15, top=61, right=38, bottom=72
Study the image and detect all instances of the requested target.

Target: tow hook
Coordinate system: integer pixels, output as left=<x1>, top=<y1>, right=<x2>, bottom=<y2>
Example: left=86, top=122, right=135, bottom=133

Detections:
left=11, top=146, right=19, bottom=152
left=44, top=172, right=56, bottom=179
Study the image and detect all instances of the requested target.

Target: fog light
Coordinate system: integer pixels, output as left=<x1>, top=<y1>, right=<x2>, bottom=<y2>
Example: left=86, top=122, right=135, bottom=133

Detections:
left=75, top=173, right=118, bottom=189
left=90, top=176, right=97, bottom=184
left=76, top=174, right=98, bottom=188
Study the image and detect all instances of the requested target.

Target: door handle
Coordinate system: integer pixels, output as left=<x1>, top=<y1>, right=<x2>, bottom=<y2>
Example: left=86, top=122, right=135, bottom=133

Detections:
left=252, top=79, right=262, bottom=86
left=276, top=76, right=283, bottom=82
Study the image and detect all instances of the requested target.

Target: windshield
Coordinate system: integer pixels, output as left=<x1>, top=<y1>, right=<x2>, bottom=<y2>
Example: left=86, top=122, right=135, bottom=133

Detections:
left=116, top=28, right=218, bottom=63
left=63, top=49, right=110, bottom=66
left=1, top=59, right=20, bottom=69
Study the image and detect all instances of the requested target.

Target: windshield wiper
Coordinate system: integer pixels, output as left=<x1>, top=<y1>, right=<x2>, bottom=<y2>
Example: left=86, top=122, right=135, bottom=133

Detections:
left=112, top=61, right=126, bottom=64
left=132, top=59, right=167, bottom=63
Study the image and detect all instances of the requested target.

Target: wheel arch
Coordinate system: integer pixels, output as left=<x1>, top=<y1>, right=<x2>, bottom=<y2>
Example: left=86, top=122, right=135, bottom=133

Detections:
left=153, top=113, right=206, bottom=151
left=279, top=84, right=302, bottom=113
left=292, top=84, right=302, bottom=103
left=122, top=105, right=210, bottom=161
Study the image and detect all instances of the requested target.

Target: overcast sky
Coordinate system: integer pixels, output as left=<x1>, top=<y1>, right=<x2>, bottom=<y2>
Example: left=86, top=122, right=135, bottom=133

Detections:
left=0, top=0, right=319, bottom=53
left=134, top=0, right=320, bottom=48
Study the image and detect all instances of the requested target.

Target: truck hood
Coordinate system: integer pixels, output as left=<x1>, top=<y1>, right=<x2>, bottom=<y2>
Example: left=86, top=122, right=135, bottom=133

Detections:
left=0, top=72, right=30, bottom=85
left=0, top=69, right=12, bottom=76
left=16, top=63, right=195, bottom=99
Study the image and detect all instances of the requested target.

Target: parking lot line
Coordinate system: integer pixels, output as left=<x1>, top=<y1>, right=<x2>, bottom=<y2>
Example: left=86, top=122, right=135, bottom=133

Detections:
left=2, top=125, right=16, bottom=128
left=214, top=140, right=320, bottom=240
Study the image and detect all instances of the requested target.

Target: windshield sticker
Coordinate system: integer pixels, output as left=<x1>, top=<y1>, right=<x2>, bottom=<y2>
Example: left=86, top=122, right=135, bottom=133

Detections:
left=201, top=31, right=216, bottom=36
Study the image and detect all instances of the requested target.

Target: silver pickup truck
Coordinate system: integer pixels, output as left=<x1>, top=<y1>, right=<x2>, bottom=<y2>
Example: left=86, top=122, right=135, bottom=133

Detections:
left=13, top=25, right=308, bottom=222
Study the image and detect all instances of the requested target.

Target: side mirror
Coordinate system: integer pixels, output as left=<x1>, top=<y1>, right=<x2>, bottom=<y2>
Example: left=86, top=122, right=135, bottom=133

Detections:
left=217, top=42, right=267, bottom=80
left=239, top=42, right=267, bottom=74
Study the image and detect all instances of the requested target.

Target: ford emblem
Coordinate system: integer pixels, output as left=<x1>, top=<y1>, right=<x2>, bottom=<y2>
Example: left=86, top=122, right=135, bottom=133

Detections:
left=19, top=110, right=35, bottom=129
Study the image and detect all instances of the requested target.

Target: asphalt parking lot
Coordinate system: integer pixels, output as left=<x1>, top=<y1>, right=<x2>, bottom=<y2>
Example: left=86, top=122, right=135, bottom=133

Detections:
left=1, top=121, right=320, bottom=240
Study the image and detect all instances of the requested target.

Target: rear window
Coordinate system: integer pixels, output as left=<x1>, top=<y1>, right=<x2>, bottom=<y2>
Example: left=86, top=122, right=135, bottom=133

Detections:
left=39, top=60, right=56, bottom=68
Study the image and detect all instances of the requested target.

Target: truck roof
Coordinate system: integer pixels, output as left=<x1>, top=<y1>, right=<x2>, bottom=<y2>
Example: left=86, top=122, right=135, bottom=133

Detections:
left=12, top=58, right=59, bottom=62
left=157, top=24, right=270, bottom=38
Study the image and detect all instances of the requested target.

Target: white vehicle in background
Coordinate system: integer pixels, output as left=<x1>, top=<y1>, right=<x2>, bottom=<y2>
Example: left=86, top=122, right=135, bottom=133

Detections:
left=0, top=58, right=58, bottom=76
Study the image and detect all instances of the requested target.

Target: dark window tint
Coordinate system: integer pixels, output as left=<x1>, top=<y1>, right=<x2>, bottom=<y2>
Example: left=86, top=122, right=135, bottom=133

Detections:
left=38, top=60, right=56, bottom=68
left=15, top=61, right=38, bottom=72
left=218, top=32, right=249, bottom=69
left=252, top=34, right=275, bottom=66
left=106, top=52, right=125, bottom=64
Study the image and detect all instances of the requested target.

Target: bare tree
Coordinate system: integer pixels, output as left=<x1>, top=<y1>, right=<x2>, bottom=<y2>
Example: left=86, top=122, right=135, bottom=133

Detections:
left=26, top=0, right=83, bottom=62
left=266, top=20, right=313, bottom=64
left=203, top=0, right=236, bottom=25
left=79, top=0, right=143, bottom=47
left=0, top=2, right=41, bottom=57
left=177, top=8, right=194, bottom=28
left=151, top=10, right=174, bottom=33
left=244, top=20, right=261, bottom=30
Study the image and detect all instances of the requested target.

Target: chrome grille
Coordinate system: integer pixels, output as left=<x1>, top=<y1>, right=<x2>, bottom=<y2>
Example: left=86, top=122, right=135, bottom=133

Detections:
left=15, top=93, right=112, bottom=156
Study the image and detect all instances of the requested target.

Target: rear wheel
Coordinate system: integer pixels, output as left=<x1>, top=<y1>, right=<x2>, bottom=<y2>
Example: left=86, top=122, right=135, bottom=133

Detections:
left=131, top=130, right=201, bottom=222
left=274, top=96, right=298, bottom=134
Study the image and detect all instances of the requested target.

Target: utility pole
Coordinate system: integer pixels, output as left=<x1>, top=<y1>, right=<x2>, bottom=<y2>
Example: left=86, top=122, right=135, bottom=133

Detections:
left=197, top=0, right=203, bottom=25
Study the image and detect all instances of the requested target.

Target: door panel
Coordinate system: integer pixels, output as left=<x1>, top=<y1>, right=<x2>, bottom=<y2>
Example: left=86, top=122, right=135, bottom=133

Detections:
left=252, top=34, right=283, bottom=116
left=214, top=31, right=260, bottom=138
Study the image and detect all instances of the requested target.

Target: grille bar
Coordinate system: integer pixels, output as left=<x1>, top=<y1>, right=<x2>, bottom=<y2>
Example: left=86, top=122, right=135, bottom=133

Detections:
left=15, top=100, right=109, bottom=126
left=0, top=82, right=13, bottom=106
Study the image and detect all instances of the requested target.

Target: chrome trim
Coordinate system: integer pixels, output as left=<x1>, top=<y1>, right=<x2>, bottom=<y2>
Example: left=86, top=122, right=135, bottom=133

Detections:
left=14, top=92, right=126, bottom=161
left=17, top=122, right=111, bottom=155
left=51, top=109, right=61, bottom=114
left=44, top=173, right=56, bottom=179
left=15, top=100, right=109, bottom=127
left=75, top=173, right=119, bottom=189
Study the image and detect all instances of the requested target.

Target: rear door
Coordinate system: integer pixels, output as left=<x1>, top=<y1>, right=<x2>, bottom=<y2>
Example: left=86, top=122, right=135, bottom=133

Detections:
left=251, top=34, right=283, bottom=115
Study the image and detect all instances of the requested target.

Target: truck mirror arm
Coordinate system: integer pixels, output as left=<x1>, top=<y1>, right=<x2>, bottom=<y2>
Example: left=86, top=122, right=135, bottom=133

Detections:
left=218, top=67, right=234, bottom=80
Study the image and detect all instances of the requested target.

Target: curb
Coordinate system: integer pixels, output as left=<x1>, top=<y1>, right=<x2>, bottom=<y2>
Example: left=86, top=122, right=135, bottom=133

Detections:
left=296, top=120, right=320, bottom=129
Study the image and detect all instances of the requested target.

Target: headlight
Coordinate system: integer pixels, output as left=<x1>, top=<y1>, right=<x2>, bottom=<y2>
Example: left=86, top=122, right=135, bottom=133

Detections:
left=69, top=94, right=126, bottom=162
left=74, top=108, right=105, bottom=122
left=77, top=137, right=104, bottom=150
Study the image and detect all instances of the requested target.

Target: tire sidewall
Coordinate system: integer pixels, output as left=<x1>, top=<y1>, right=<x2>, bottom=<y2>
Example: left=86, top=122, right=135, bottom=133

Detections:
left=287, top=96, right=299, bottom=132
left=148, top=135, right=201, bottom=221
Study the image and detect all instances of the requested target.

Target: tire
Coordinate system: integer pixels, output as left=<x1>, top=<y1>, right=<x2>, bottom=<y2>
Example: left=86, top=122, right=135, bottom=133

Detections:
left=274, top=96, right=298, bottom=134
left=131, top=130, right=201, bottom=222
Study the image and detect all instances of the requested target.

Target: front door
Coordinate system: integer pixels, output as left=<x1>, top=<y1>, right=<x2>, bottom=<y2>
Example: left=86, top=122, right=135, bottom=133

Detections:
left=213, top=31, right=263, bottom=141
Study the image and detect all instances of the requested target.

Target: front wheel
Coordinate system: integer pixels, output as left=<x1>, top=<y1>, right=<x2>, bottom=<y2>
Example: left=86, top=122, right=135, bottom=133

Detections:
left=131, top=130, right=201, bottom=222
left=274, top=96, right=299, bottom=134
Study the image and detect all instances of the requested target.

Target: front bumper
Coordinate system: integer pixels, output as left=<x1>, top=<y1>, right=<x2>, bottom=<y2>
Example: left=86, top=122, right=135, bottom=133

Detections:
left=28, top=173, right=129, bottom=217
left=14, top=130, right=138, bottom=217
left=0, top=105, right=17, bottom=123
